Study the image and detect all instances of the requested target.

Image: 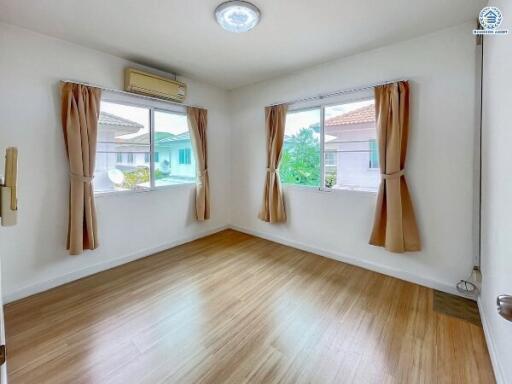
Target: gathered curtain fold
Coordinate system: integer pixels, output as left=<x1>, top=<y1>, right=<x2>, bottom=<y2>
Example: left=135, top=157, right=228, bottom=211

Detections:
left=258, top=104, right=288, bottom=223
left=187, top=107, right=210, bottom=221
left=61, top=82, right=102, bottom=255
left=369, top=81, right=420, bottom=253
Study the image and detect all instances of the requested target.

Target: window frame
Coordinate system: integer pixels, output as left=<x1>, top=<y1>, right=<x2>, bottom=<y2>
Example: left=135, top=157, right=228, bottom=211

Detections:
left=95, top=90, right=196, bottom=197
left=283, top=89, right=377, bottom=194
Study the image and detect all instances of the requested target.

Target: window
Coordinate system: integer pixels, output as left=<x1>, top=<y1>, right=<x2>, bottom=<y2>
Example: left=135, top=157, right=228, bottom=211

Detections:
left=154, top=110, right=195, bottom=187
left=324, top=151, right=337, bottom=166
left=281, top=98, right=379, bottom=192
left=179, top=148, right=192, bottom=165
left=369, top=139, right=379, bottom=169
left=94, top=96, right=196, bottom=194
left=279, top=108, right=321, bottom=187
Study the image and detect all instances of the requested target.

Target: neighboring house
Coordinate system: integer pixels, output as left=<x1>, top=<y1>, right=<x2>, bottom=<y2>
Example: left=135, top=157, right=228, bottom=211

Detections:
left=95, top=112, right=144, bottom=191
left=324, top=103, right=380, bottom=190
left=118, top=131, right=196, bottom=181
left=155, top=132, right=196, bottom=179
left=95, top=111, right=195, bottom=191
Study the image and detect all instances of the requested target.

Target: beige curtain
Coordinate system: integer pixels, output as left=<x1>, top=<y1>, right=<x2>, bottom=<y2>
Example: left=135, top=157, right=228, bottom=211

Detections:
left=61, top=82, right=101, bottom=255
left=187, top=107, right=210, bottom=221
left=369, top=81, right=420, bottom=253
left=258, top=104, right=288, bottom=223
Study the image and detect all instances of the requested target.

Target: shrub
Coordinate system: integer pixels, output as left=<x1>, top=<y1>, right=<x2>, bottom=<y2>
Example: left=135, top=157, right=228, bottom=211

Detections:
left=122, top=167, right=149, bottom=189
left=325, top=173, right=336, bottom=188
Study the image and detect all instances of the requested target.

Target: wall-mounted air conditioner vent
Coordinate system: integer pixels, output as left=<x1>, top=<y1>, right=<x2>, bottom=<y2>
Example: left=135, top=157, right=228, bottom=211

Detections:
left=124, top=68, right=187, bottom=103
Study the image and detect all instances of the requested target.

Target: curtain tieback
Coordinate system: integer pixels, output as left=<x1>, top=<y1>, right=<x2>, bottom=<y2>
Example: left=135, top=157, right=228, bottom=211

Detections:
left=266, top=166, right=277, bottom=173
left=198, top=170, right=208, bottom=184
left=381, top=169, right=405, bottom=180
left=70, top=172, right=94, bottom=183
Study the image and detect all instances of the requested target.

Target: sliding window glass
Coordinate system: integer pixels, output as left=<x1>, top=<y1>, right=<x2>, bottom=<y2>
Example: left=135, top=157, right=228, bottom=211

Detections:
left=279, top=108, right=321, bottom=187
left=95, top=102, right=150, bottom=193
left=94, top=98, right=195, bottom=194
left=281, top=97, right=379, bottom=192
left=153, top=110, right=196, bottom=187
left=324, top=99, right=379, bottom=191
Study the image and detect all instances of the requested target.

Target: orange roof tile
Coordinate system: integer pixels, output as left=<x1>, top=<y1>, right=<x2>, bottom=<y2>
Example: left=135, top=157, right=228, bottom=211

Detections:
left=325, top=103, right=375, bottom=127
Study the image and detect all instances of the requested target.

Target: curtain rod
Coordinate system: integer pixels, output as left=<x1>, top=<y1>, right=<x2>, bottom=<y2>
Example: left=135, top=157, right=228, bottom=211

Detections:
left=60, top=80, right=206, bottom=109
left=267, top=78, right=408, bottom=107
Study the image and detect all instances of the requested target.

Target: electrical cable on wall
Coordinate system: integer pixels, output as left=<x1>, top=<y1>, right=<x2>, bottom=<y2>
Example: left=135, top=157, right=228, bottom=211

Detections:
left=456, top=22, right=484, bottom=298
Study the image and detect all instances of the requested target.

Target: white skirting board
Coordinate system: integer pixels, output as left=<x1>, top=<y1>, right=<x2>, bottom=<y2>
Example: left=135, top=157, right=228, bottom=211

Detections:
left=230, top=224, right=466, bottom=299
left=3, top=225, right=229, bottom=304
left=4, top=224, right=467, bottom=303
left=478, top=297, right=505, bottom=384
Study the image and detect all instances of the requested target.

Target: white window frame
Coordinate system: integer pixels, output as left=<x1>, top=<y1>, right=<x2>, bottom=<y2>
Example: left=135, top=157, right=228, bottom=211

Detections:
left=95, top=90, right=195, bottom=196
left=284, top=89, right=377, bottom=194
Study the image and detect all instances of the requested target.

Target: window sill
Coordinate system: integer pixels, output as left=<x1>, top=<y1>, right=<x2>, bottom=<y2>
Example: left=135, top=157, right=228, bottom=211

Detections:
left=282, top=183, right=378, bottom=195
left=94, top=182, right=196, bottom=198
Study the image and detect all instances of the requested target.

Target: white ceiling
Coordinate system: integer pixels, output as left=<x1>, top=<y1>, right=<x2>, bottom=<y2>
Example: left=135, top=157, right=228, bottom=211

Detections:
left=0, top=0, right=485, bottom=89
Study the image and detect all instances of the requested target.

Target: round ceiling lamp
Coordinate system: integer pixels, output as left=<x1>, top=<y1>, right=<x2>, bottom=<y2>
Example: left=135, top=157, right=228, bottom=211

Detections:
left=215, top=1, right=261, bottom=33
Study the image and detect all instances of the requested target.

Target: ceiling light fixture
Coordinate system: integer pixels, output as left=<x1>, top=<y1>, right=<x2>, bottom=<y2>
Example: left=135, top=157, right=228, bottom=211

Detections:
left=215, top=1, right=261, bottom=33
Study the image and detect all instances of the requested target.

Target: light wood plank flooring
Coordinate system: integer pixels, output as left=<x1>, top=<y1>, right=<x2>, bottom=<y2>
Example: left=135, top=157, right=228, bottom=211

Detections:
left=5, top=230, right=494, bottom=383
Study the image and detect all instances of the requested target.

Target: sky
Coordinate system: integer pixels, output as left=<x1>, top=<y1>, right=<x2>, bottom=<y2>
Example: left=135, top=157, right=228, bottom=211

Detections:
left=101, top=101, right=188, bottom=139
left=285, top=99, right=375, bottom=136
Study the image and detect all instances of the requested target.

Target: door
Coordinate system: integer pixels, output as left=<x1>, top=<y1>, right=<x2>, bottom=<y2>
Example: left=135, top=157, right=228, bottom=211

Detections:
left=480, top=1, right=512, bottom=381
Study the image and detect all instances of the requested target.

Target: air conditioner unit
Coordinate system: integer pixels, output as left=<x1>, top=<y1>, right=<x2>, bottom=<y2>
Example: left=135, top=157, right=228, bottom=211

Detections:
left=124, top=68, right=187, bottom=103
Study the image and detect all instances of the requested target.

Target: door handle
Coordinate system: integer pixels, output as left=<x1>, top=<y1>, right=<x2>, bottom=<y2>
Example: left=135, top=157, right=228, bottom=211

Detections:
left=497, top=295, right=512, bottom=322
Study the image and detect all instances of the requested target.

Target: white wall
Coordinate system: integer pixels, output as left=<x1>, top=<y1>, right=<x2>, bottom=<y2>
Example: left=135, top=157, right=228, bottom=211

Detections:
left=480, top=0, right=512, bottom=381
left=0, top=21, right=483, bottom=302
left=229, top=23, right=479, bottom=295
left=1, top=15, right=508, bottom=382
left=0, top=22, right=231, bottom=302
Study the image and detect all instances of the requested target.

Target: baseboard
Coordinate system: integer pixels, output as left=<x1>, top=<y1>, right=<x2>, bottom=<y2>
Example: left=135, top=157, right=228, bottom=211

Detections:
left=478, top=297, right=505, bottom=384
left=4, top=225, right=229, bottom=304
left=4, top=223, right=466, bottom=304
left=230, top=224, right=464, bottom=298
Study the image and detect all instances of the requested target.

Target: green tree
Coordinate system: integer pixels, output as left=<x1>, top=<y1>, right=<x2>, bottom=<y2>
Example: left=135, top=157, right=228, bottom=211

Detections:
left=280, top=128, right=320, bottom=186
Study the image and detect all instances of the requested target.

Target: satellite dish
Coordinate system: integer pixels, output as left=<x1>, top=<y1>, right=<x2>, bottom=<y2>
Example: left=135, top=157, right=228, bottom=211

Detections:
left=108, top=169, right=125, bottom=185
left=160, top=159, right=170, bottom=175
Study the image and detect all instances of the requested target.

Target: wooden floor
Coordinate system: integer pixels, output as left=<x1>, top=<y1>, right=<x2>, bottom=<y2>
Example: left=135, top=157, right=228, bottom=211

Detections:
left=5, top=230, right=494, bottom=384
